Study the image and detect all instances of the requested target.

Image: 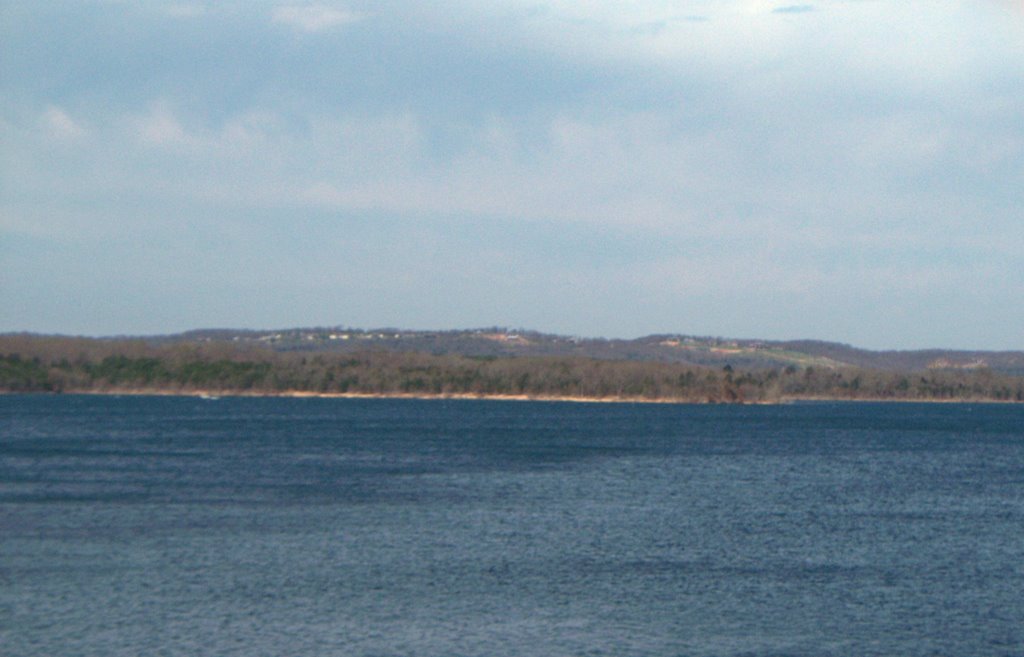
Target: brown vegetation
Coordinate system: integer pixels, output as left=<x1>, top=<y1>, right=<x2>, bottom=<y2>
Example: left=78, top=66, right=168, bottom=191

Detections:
left=1, top=335, right=1022, bottom=403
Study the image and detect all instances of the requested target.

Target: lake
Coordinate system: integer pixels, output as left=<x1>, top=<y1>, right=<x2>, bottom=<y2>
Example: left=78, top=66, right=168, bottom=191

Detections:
left=1, top=395, right=1022, bottom=656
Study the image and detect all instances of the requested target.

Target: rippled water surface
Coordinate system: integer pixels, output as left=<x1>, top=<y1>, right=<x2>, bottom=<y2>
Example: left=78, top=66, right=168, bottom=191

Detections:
left=2, top=395, right=1022, bottom=656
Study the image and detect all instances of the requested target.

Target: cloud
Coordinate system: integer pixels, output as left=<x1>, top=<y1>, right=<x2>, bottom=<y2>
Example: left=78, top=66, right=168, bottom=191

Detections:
left=772, top=5, right=815, bottom=14
left=131, top=104, right=195, bottom=148
left=271, top=4, right=363, bottom=32
left=41, top=106, right=86, bottom=140
left=437, top=0, right=1023, bottom=94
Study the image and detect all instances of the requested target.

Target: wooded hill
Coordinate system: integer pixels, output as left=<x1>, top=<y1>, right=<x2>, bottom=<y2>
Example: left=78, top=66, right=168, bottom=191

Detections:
left=2, top=333, right=1022, bottom=403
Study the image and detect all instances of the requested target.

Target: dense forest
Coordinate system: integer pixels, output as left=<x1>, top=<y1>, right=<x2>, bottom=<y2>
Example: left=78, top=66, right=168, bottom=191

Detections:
left=2, top=335, right=1022, bottom=403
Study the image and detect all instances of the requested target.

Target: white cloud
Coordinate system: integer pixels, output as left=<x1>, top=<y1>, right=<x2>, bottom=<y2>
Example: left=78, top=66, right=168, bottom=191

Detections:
left=74, top=96, right=1012, bottom=257
left=41, top=106, right=86, bottom=140
left=131, top=104, right=195, bottom=148
left=435, top=0, right=1024, bottom=94
left=126, top=104, right=280, bottom=157
left=271, top=4, right=363, bottom=32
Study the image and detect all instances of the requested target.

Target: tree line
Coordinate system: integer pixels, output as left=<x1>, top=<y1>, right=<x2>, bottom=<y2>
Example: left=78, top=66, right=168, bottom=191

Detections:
left=1, top=335, right=1022, bottom=403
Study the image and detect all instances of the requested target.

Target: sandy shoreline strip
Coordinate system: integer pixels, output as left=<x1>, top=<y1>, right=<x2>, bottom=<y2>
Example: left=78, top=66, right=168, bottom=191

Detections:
left=72, top=389, right=707, bottom=404
left=5, top=389, right=1020, bottom=404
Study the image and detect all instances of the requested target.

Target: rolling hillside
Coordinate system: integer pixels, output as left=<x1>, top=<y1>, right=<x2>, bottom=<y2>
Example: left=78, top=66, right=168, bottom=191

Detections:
left=137, top=327, right=1024, bottom=375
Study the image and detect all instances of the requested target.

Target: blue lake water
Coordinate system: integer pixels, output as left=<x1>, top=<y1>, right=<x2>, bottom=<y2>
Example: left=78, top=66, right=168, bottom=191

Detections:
left=1, top=395, right=1022, bottom=656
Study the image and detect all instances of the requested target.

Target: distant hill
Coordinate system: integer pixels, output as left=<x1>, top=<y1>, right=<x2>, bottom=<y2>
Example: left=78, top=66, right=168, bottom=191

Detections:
left=131, top=327, right=1024, bottom=376
left=3, top=329, right=1021, bottom=402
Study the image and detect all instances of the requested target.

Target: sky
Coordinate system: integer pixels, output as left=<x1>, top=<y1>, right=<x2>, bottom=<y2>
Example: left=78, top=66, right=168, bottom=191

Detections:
left=1, top=1, right=1022, bottom=350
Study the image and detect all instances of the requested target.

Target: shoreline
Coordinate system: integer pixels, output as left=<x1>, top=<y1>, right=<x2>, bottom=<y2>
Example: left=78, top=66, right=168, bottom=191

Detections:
left=22, top=388, right=725, bottom=405
left=3, top=388, right=1020, bottom=405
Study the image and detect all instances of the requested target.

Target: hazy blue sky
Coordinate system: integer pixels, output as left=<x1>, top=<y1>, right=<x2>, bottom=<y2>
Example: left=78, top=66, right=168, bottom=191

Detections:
left=2, top=1, right=1022, bottom=349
